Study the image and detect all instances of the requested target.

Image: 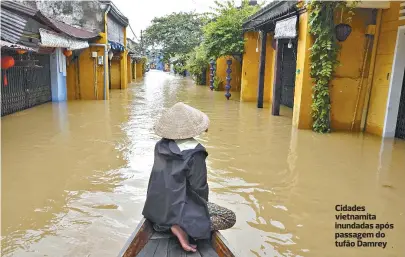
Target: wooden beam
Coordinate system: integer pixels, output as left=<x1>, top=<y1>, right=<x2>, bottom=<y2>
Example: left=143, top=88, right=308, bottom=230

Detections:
left=257, top=30, right=267, bottom=108
left=272, top=40, right=283, bottom=116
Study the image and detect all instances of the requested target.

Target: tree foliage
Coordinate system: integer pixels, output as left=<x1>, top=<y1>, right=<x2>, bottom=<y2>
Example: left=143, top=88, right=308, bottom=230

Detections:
left=186, top=45, right=209, bottom=84
left=143, top=12, right=207, bottom=61
left=203, top=0, right=260, bottom=60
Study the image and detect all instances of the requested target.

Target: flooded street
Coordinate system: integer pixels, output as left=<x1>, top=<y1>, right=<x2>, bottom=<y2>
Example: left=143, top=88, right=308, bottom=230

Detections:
left=2, top=70, right=405, bottom=257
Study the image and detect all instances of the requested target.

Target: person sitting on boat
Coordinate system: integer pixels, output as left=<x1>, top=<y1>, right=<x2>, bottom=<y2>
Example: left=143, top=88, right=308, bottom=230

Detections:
left=142, top=102, right=236, bottom=252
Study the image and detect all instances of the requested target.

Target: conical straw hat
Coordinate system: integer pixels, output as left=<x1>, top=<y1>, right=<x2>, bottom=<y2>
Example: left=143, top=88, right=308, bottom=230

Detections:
left=154, top=102, right=210, bottom=140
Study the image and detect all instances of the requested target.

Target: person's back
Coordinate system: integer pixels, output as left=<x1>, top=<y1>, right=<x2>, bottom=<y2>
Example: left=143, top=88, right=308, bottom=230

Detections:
left=142, top=102, right=236, bottom=252
left=142, top=138, right=211, bottom=239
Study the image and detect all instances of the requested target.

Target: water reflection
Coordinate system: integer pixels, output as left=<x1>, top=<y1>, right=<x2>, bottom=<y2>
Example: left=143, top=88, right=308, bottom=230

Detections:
left=1, top=70, right=405, bottom=257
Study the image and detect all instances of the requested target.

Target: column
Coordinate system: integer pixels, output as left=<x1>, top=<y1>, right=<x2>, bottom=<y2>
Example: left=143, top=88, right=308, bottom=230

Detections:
left=257, top=30, right=267, bottom=108
left=50, top=48, right=67, bottom=102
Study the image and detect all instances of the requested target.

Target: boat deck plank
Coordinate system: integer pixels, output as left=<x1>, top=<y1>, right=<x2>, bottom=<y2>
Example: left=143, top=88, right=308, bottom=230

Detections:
left=136, top=231, right=219, bottom=257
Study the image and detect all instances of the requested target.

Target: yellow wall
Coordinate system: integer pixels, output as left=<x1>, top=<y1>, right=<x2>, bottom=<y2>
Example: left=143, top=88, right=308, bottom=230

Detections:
left=329, top=9, right=373, bottom=131
left=240, top=32, right=275, bottom=102
left=120, top=27, right=128, bottom=89
left=66, top=57, right=77, bottom=100
left=136, top=62, right=143, bottom=78
left=241, top=32, right=260, bottom=101
left=66, top=32, right=109, bottom=100
left=127, top=56, right=132, bottom=83
left=292, top=12, right=313, bottom=130
left=74, top=47, right=107, bottom=100
left=264, top=34, right=276, bottom=103
left=366, top=2, right=405, bottom=136
left=216, top=56, right=242, bottom=92
left=111, top=59, right=121, bottom=89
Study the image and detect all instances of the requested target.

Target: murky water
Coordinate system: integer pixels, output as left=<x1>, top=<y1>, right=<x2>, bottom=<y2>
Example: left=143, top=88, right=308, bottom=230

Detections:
left=2, top=70, right=405, bottom=257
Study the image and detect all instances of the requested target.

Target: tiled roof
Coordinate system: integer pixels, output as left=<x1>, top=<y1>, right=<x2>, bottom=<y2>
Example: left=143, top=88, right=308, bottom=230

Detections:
left=1, top=0, right=99, bottom=40
left=243, top=1, right=298, bottom=31
left=0, top=8, right=28, bottom=43
left=100, top=0, right=129, bottom=26
left=42, top=17, right=99, bottom=40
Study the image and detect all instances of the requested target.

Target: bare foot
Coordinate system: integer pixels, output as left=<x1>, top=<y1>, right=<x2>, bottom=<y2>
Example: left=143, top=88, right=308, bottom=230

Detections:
left=171, top=225, right=197, bottom=252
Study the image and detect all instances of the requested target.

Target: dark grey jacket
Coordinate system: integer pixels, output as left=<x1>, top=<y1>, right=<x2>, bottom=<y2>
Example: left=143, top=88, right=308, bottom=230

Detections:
left=142, top=139, right=211, bottom=239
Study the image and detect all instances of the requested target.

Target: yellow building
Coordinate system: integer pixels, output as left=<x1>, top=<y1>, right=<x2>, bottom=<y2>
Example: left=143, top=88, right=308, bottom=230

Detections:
left=66, top=1, right=129, bottom=100
left=241, top=1, right=405, bottom=139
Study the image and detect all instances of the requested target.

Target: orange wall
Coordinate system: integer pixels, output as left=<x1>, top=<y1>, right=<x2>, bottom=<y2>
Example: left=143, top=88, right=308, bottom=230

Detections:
left=366, top=2, right=405, bottom=136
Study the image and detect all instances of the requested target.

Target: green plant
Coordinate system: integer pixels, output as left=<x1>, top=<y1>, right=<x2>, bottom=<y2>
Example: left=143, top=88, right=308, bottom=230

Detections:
left=143, top=12, right=207, bottom=61
left=213, top=76, right=223, bottom=91
left=186, top=45, right=209, bottom=84
left=306, top=1, right=358, bottom=133
left=203, top=0, right=261, bottom=60
left=140, top=57, right=148, bottom=74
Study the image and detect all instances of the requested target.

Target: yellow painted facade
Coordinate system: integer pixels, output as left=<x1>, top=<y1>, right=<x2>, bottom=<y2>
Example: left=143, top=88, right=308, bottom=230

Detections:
left=66, top=12, right=131, bottom=100
left=110, top=59, right=121, bottom=89
left=136, top=62, right=143, bottom=78
left=366, top=2, right=405, bottom=136
left=127, top=55, right=132, bottom=83
left=66, top=32, right=110, bottom=100
left=240, top=32, right=276, bottom=102
left=292, top=12, right=313, bottom=130
left=240, top=32, right=260, bottom=101
left=329, top=9, right=374, bottom=131
left=215, top=56, right=242, bottom=92
left=242, top=2, right=405, bottom=137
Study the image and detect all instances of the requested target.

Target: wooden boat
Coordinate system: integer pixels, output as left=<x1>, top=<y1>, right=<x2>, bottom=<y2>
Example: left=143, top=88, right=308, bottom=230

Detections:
left=118, top=218, right=237, bottom=257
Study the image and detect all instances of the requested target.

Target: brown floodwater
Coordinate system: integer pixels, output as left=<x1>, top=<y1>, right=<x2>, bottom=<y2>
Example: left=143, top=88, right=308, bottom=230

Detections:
left=1, top=70, right=405, bottom=257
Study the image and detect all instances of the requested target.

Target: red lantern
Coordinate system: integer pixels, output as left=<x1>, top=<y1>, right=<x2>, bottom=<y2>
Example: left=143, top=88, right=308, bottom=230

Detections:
left=1, top=56, right=15, bottom=86
left=63, top=49, right=72, bottom=57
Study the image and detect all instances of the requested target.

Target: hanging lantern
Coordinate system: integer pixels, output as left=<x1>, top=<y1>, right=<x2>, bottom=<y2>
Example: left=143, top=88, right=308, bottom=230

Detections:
left=335, top=23, right=352, bottom=42
left=16, top=49, right=27, bottom=55
left=63, top=49, right=73, bottom=57
left=1, top=56, right=15, bottom=86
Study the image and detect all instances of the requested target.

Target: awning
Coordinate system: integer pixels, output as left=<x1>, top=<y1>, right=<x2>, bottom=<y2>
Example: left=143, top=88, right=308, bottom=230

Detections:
left=0, top=8, right=28, bottom=43
left=274, top=16, right=297, bottom=40
left=0, top=40, right=38, bottom=52
left=243, top=1, right=297, bottom=31
left=109, top=40, right=125, bottom=52
left=39, top=28, right=89, bottom=50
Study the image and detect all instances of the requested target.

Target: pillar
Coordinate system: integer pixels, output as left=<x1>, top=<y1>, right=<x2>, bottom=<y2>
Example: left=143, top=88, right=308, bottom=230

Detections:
left=209, top=60, right=215, bottom=90
left=127, top=55, right=132, bottom=83
left=225, top=59, right=232, bottom=99
left=271, top=39, right=282, bottom=115
left=50, top=48, right=67, bottom=102
left=292, top=12, right=313, bottom=129
left=257, top=31, right=267, bottom=108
